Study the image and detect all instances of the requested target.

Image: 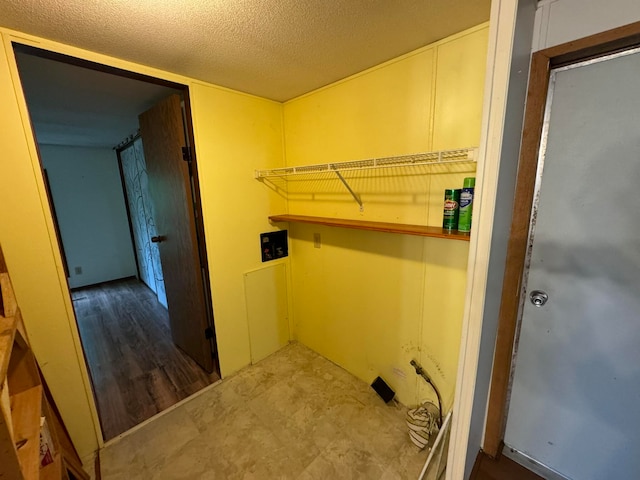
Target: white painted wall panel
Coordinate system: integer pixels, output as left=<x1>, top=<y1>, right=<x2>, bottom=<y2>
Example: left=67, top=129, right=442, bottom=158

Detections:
left=534, top=0, right=640, bottom=51
left=40, top=144, right=137, bottom=288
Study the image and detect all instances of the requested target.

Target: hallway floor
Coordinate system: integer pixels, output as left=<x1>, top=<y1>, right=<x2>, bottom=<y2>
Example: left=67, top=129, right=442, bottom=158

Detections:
left=99, top=342, right=431, bottom=479
left=72, top=277, right=218, bottom=440
left=470, top=451, right=543, bottom=480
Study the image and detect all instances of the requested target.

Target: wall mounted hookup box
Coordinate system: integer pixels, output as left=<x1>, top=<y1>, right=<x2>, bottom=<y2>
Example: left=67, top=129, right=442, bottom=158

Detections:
left=260, top=230, right=288, bottom=262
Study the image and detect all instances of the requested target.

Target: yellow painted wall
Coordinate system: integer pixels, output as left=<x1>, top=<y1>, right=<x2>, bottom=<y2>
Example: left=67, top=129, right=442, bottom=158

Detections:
left=0, top=34, right=100, bottom=458
left=0, top=20, right=487, bottom=459
left=283, top=24, right=488, bottom=407
left=189, top=82, right=287, bottom=374
left=0, top=29, right=285, bottom=457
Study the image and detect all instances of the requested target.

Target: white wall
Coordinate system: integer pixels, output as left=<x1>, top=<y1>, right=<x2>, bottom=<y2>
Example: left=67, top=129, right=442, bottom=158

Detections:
left=460, top=3, right=537, bottom=477
left=39, top=144, right=137, bottom=288
left=533, top=0, right=640, bottom=51
left=446, top=1, right=538, bottom=478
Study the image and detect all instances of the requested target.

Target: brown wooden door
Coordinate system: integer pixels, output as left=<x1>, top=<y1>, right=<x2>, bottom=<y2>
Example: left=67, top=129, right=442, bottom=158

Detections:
left=138, top=94, right=213, bottom=372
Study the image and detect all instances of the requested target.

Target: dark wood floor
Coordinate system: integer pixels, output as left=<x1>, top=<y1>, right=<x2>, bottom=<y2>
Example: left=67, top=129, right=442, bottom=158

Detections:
left=72, top=277, right=218, bottom=441
left=470, top=451, right=543, bottom=480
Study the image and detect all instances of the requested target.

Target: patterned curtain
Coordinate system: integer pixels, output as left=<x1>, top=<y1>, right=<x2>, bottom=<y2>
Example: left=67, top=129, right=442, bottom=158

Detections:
left=119, top=137, right=168, bottom=308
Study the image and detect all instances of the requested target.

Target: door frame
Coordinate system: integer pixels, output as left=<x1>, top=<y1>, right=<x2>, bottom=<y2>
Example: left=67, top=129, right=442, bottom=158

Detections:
left=10, top=42, right=221, bottom=440
left=13, top=44, right=221, bottom=368
left=483, top=20, right=640, bottom=458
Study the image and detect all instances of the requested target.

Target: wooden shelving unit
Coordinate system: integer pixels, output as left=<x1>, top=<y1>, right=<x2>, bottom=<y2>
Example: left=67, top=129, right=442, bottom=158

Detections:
left=269, top=214, right=471, bottom=241
left=39, top=455, right=63, bottom=480
left=0, top=245, right=89, bottom=480
left=12, top=385, right=43, bottom=480
left=38, top=400, right=63, bottom=480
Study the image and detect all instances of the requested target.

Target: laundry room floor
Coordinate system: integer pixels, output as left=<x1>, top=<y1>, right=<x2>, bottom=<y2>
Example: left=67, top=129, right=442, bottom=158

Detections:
left=99, top=342, right=432, bottom=479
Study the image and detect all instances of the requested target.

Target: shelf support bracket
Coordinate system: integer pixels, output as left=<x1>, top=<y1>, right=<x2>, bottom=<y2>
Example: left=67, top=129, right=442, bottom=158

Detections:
left=331, top=166, right=364, bottom=211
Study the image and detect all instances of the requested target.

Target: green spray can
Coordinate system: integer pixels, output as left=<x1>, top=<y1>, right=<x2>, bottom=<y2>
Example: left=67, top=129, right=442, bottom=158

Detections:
left=442, top=189, right=461, bottom=230
left=457, top=177, right=475, bottom=233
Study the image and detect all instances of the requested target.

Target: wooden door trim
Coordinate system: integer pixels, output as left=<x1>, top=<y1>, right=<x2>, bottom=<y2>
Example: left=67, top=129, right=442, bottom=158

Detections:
left=483, top=20, right=640, bottom=457
left=181, top=88, right=220, bottom=369
left=12, top=43, right=187, bottom=91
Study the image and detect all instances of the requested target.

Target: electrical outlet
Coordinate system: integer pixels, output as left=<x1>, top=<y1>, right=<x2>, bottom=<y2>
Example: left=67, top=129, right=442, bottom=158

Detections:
left=74, top=266, right=83, bottom=275
left=313, top=233, right=321, bottom=248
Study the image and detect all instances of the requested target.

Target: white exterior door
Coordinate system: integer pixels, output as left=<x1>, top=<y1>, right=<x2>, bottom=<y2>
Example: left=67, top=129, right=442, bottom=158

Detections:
left=504, top=48, right=640, bottom=479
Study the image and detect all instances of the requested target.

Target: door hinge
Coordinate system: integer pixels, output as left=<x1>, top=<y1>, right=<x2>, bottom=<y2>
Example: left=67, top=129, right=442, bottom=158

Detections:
left=205, top=326, right=214, bottom=340
left=182, top=146, right=192, bottom=162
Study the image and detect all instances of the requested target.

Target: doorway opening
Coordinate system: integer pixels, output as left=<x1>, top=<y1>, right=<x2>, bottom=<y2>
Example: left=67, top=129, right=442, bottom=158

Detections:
left=13, top=44, right=221, bottom=441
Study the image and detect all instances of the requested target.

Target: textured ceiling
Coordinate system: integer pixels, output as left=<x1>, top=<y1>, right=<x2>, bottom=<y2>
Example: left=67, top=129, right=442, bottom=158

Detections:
left=0, top=0, right=490, bottom=102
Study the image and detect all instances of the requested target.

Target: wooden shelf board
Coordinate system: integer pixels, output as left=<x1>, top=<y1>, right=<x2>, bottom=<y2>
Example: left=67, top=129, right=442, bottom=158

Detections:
left=7, top=315, right=41, bottom=396
left=40, top=452, right=63, bottom=480
left=269, top=214, right=471, bottom=241
left=0, top=313, right=18, bottom=386
left=1, top=272, right=17, bottom=318
left=0, top=247, right=7, bottom=274
left=0, top=418, right=22, bottom=478
left=12, top=384, right=43, bottom=480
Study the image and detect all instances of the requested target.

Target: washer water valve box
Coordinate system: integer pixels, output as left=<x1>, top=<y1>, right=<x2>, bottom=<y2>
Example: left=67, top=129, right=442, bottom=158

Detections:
left=260, top=230, right=288, bottom=262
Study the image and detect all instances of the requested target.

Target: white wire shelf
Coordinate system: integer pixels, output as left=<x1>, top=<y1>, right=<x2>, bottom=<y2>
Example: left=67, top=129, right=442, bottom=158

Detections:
left=254, top=147, right=478, bottom=179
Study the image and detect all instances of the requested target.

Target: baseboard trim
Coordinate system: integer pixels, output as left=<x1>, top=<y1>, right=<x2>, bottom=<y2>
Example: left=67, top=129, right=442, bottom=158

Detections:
left=502, top=444, right=572, bottom=480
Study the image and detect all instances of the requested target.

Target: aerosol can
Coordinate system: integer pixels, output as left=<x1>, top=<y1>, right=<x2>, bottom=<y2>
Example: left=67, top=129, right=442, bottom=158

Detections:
left=457, top=177, right=475, bottom=233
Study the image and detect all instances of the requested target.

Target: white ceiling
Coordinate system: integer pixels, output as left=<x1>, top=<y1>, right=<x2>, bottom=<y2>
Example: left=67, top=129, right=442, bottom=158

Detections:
left=4, top=0, right=491, bottom=148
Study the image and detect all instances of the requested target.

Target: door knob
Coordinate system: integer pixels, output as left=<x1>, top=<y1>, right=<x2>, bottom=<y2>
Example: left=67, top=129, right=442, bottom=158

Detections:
left=151, top=235, right=165, bottom=243
left=529, top=290, right=548, bottom=307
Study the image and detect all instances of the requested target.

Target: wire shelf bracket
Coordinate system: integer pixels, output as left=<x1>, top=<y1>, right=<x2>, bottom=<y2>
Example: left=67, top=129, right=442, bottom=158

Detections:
left=331, top=165, right=363, bottom=211
left=255, top=147, right=478, bottom=211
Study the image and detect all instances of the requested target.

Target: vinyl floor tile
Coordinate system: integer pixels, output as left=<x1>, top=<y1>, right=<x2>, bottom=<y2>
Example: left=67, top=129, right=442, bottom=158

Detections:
left=100, top=342, right=430, bottom=479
